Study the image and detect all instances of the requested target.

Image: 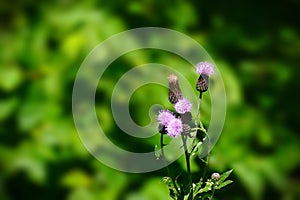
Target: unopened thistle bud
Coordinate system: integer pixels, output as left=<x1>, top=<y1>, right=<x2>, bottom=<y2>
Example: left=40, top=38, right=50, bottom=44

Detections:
left=211, top=172, right=220, bottom=181
left=196, top=74, right=209, bottom=92
left=168, top=74, right=182, bottom=104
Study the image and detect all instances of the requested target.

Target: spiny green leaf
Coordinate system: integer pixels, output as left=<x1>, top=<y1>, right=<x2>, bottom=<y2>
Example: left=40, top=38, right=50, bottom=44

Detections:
left=161, top=176, right=172, bottom=185
left=188, top=192, right=194, bottom=200
left=193, top=179, right=203, bottom=193
left=169, top=187, right=177, bottom=199
left=197, top=181, right=213, bottom=194
left=215, top=180, right=233, bottom=190
left=219, top=169, right=233, bottom=183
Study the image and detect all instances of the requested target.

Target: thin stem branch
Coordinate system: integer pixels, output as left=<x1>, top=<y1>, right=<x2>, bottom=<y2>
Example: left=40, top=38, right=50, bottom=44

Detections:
left=181, top=134, right=193, bottom=198
left=194, top=92, right=202, bottom=129
left=201, top=129, right=211, bottom=179
left=160, top=134, right=180, bottom=195
left=210, top=185, right=216, bottom=200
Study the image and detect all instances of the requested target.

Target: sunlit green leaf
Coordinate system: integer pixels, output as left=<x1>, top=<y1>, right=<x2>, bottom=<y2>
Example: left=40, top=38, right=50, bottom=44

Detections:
left=218, top=169, right=233, bottom=183
left=215, top=180, right=233, bottom=190
left=197, top=181, right=213, bottom=194
left=61, top=169, right=91, bottom=188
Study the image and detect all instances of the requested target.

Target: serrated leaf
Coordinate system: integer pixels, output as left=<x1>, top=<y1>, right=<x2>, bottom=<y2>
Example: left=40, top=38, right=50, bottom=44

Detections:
left=197, top=181, right=213, bottom=194
left=215, top=180, right=233, bottom=190
left=169, top=187, right=177, bottom=199
left=161, top=176, right=172, bottom=184
left=187, top=192, right=193, bottom=200
left=193, top=179, right=203, bottom=193
left=219, top=169, right=233, bottom=183
left=193, top=195, right=201, bottom=200
left=183, top=194, right=192, bottom=200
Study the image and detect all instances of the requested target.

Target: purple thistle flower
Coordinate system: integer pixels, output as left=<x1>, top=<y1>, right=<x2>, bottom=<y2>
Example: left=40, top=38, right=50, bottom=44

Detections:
left=166, top=118, right=183, bottom=137
left=157, top=110, right=175, bottom=126
left=196, top=62, right=214, bottom=76
left=174, top=98, right=192, bottom=114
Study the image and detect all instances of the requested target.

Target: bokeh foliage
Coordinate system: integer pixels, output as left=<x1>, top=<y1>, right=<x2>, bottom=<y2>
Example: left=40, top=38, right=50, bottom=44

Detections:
left=0, top=0, right=299, bottom=199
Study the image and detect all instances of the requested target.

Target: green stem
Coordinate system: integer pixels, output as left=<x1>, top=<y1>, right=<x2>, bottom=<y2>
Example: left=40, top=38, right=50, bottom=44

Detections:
left=201, top=131, right=211, bottom=179
left=181, top=134, right=193, bottom=198
left=210, top=185, right=216, bottom=200
left=160, top=134, right=180, bottom=195
left=194, top=92, right=202, bottom=129
left=195, top=91, right=211, bottom=180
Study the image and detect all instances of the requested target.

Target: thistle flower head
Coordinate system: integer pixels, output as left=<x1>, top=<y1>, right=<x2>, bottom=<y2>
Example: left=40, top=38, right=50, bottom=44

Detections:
left=196, top=62, right=214, bottom=76
left=174, top=98, right=192, bottom=114
left=157, top=110, right=175, bottom=126
left=168, top=74, right=182, bottom=104
left=166, top=118, right=183, bottom=137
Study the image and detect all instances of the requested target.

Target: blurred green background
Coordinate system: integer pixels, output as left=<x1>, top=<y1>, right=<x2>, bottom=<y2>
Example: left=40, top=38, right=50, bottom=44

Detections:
left=0, top=0, right=299, bottom=199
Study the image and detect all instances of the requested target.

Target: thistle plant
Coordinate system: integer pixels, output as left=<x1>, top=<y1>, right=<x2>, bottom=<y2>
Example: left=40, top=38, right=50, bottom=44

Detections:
left=156, top=62, right=232, bottom=200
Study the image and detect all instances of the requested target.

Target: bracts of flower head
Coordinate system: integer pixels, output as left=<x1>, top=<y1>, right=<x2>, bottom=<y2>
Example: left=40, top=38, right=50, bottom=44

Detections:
left=195, top=62, right=214, bottom=99
left=168, top=74, right=183, bottom=104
